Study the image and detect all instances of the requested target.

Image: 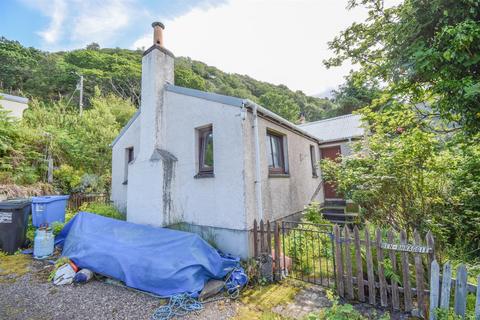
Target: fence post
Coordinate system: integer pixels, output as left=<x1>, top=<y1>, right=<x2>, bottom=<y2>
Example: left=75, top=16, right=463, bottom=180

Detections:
left=426, top=231, right=435, bottom=280
left=454, top=264, right=467, bottom=317
left=260, top=220, right=265, bottom=254
left=440, top=262, right=452, bottom=309
left=343, top=226, right=354, bottom=300
left=414, top=230, right=427, bottom=317
left=274, top=222, right=281, bottom=281
left=267, top=220, right=272, bottom=255
left=475, top=275, right=480, bottom=320
left=429, top=260, right=440, bottom=320
left=253, top=219, right=258, bottom=257
left=400, top=230, right=413, bottom=312
left=387, top=229, right=400, bottom=310
left=376, top=228, right=388, bottom=307
left=364, top=227, right=376, bottom=305
left=353, top=226, right=365, bottom=302
left=333, top=225, right=344, bottom=298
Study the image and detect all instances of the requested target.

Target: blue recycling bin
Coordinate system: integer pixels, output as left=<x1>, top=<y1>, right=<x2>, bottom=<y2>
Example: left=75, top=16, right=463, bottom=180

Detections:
left=31, top=195, right=70, bottom=227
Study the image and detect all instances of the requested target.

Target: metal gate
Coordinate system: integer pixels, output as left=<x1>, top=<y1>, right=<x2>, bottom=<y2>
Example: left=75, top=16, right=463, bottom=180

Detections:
left=252, top=219, right=336, bottom=289
left=281, top=221, right=336, bottom=288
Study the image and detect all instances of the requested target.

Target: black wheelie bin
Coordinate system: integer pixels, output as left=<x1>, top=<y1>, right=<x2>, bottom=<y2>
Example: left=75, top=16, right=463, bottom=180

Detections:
left=0, top=199, right=31, bottom=254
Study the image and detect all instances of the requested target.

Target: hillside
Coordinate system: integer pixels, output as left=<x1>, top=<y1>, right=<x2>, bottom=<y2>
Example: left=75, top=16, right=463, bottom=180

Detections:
left=0, top=37, right=341, bottom=123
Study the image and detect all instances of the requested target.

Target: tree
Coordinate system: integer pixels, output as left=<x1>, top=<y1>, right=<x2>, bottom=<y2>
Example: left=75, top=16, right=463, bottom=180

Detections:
left=86, top=42, right=100, bottom=50
left=325, top=0, right=480, bottom=134
left=259, top=91, right=300, bottom=123
left=331, top=73, right=380, bottom=115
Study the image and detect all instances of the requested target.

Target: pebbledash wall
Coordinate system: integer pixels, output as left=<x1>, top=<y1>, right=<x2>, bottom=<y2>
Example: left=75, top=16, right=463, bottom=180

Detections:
left=111, top=23, right=323, bottom=258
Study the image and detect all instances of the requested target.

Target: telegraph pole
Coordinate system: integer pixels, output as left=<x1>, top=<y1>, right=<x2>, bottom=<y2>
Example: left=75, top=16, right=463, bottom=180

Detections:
left=78, top=74, right=84, bottom=115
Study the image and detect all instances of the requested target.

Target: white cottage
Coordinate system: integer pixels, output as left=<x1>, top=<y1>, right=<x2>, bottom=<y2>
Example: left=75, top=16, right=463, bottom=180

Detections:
left=111, top=23, right=324, bottom=257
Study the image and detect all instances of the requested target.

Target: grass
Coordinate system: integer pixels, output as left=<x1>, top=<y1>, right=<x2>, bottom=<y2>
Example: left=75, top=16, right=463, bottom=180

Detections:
left=0, top=251, right=31, bottom=283
left=233, top=279, right=305, bottom=320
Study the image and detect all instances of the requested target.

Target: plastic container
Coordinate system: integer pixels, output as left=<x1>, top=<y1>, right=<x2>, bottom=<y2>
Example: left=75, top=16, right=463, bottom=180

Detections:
left=33, top=226, right=54, bottom=259
left=31, top=195, right=69, bottom=227
left=74, top=269, right=94, bottom=284
left=0, top=199, right=31, bottom=254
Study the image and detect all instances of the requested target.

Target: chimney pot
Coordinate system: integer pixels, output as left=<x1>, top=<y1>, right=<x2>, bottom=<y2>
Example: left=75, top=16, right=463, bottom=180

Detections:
left=152, top=21, right=165, bottom=46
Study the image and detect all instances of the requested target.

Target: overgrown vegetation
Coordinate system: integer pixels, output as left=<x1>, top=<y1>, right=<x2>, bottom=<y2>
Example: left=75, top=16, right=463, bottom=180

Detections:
left=306, top=290, right=390, bottom=320
left=0, top=37, right=346, bottom=124
left=0, top=92, right=135, bottom=192
left=321, top=0, right=480, bottom=261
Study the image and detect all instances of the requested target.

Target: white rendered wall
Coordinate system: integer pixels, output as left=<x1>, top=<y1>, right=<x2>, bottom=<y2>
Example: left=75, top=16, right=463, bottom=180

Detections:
left=243, top=112, right=324, bottom=229
left=127, top=47, right=175, bottom=226
left=111, top=117, right=140, bottom=213
left=163, top=91, right=247, bottom=231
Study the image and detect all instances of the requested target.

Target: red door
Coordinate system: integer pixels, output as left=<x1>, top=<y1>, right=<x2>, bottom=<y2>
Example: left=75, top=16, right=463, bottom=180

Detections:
left=321, top=146, right=342, bottom=199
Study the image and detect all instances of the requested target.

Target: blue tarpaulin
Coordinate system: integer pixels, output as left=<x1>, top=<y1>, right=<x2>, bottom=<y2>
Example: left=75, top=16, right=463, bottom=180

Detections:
left=55, top=212, right=240, bottom=297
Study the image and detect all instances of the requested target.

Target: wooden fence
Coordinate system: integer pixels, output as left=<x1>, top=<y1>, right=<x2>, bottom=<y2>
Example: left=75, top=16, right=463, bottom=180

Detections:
left=252, top=219, right=282, bottom=281
left=253, top=220, right=438, bottom=317
left=429, top=261, right=480, bottom=319
left=330, top=225, right=434, bottom=316
left=68, top=193, right=109, bottom=211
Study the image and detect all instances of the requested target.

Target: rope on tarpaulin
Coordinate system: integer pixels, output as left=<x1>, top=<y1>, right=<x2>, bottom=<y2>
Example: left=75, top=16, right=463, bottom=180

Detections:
left=150, top=293, right=203, bottom=320
left=150, top=267, right=246, bottom=320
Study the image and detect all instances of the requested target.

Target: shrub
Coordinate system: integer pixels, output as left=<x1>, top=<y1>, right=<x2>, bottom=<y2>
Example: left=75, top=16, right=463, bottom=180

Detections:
left=78, top=201, right=124, bottom=220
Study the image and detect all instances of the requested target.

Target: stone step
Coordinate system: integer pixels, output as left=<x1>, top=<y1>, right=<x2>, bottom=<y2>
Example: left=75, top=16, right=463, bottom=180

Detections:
left=321, top=207, right=345, bottom=214
left=324, top=199, right=347, bottom=207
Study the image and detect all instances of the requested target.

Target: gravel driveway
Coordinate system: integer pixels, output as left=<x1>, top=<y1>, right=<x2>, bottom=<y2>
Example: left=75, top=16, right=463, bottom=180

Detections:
left=0, top=259, right=237, bottom=320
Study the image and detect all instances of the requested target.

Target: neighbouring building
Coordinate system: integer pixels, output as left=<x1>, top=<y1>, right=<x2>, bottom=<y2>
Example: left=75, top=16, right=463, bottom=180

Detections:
left=299, top=114, right=364, bottom=200
left=0, top=93, right=29, bottom=118
left=111, top=22, right=325, bottom=257
left=298, top=114, right=364, bottom=224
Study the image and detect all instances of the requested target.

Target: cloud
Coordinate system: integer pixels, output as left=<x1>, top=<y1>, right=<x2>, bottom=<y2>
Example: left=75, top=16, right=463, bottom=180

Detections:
left=21, top=0, right=67, bottom=44
left=70, top=0, right=132, bottom=45
left=132, top=0, right=371, bottom=95
left=22, top=0, right=135, bottom=49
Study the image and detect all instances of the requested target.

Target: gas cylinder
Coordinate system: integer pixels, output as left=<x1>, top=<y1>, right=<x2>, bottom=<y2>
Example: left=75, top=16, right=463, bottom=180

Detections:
left=34, top=225, right=54, bottom=259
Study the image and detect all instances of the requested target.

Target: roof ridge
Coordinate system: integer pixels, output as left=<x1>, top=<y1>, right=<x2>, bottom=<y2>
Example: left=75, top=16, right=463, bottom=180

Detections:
left=299, top=113, right=359, bottom=126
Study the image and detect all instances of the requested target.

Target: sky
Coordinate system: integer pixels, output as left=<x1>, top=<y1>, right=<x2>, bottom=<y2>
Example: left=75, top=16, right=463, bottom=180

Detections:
left=0, top=0, right=374, bottom=96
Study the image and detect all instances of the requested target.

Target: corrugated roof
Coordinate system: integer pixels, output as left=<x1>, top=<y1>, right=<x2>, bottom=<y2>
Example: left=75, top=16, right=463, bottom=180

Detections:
left=299, top=114, right=364, bottom=142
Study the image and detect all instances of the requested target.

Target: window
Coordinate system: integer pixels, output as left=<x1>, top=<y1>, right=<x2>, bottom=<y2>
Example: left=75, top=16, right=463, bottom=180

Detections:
left=198, top=126, right=214, bottom=175
left=124, top=147, right=134, bottom=184
left=310, top=145, right=318, bottom=177
left=267, top=130, right=287, bottom=175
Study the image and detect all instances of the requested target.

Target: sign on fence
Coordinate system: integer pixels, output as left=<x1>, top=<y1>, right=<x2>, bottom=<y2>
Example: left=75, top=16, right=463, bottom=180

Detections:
left=333, top=225, right=435, bottom=316
left=380, top=242, right=432, bottom=254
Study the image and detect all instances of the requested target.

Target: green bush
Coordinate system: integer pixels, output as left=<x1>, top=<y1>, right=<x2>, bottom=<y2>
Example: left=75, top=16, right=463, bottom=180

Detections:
left=78, top=201, right=124, bottom=220
left=435, top=308, right=476, bottom=320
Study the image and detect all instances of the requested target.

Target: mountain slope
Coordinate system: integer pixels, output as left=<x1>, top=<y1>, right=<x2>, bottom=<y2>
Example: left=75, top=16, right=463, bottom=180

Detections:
left=0, top=38, right=339, bottom=123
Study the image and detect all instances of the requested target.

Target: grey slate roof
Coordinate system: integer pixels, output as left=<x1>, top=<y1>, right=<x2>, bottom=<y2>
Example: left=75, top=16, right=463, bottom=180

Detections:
left=0, top=93, right=29, bottom=104
left=299, top=114, right=364, bottom=142
left=112, top=84, right=322, bottom=146
left=110, top=110, right=140, bottom=147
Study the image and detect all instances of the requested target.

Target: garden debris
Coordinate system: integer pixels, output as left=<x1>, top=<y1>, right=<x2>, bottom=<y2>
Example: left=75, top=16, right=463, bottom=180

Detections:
left=257, top=253, right=273, bottom=282
left=73, top=268, right=93, bottom=284
left=53, top=263, right=76, bottom=285
left=199, top=280, right=224, bottom=301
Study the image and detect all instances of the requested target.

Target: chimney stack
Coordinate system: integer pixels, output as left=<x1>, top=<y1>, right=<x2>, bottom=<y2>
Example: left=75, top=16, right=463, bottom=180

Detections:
left=137, top=22, right=174, bottom=161
left=299, top=112, right=306, bottom=124
left=152, top=22, right=165, bottom=47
